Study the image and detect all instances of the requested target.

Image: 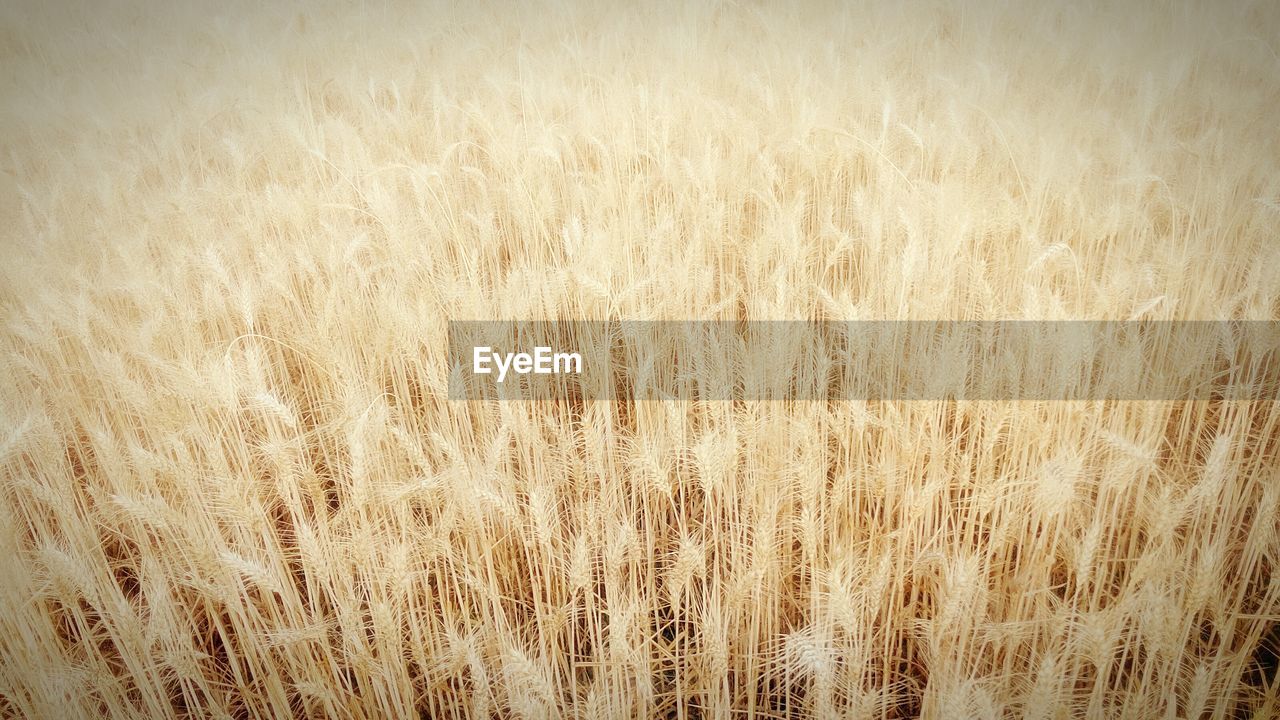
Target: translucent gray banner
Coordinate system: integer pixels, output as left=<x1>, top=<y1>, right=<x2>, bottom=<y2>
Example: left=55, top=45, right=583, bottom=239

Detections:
left=447, top=321, right=1279, bottom=401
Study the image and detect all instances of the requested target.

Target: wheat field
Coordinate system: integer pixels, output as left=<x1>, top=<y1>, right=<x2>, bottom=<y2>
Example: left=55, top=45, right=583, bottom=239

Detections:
left=2, top=0, right=1279, bottom=717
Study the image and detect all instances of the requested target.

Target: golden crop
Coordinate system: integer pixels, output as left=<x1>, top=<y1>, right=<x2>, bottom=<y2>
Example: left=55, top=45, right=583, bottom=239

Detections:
left=1, top=0, right=1277, bottom=717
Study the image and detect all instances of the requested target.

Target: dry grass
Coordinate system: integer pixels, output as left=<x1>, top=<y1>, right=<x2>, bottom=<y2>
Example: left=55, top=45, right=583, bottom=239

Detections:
left=2, top=0, right=1279, bottom=717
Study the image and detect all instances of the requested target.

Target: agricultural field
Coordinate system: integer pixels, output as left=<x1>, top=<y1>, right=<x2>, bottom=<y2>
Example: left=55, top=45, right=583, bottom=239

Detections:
left=1, top=0, right=1278, bottom=717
